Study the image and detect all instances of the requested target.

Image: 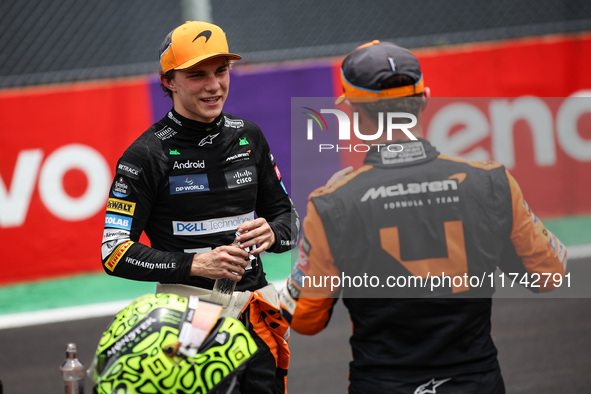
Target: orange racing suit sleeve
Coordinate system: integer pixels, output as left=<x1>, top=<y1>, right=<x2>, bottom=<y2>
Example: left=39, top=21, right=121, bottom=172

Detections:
left=500, top=170, right=567, bottom=291
left=279, top=200, right=341, bottom=335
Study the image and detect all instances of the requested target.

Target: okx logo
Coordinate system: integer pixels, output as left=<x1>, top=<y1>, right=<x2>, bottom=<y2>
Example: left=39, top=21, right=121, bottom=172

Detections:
left=303, top=107, right=418, bottom=141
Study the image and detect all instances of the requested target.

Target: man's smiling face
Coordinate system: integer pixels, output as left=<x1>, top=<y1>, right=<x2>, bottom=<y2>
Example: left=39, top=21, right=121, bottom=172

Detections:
left=166, top=56, right=230, bottom=123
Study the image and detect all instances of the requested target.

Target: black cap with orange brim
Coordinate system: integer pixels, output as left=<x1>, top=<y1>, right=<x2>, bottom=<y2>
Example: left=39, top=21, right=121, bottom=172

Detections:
left=336, top=40, right=424, bottom=104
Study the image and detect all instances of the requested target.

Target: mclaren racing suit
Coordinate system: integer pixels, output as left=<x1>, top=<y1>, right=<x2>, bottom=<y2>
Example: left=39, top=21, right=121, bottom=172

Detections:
left=280, top=139, right=567, bottom=393
left=101, top=109, right=299, bottom=393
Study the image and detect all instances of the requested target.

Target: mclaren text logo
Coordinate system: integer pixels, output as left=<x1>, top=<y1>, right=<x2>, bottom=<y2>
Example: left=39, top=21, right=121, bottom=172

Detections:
left=361, top=179, right=458, bottom=202
left=225, top=151, right=251, bottom=162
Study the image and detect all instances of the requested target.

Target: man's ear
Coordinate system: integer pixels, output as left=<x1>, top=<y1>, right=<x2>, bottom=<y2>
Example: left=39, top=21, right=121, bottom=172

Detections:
left=421, top=87, right=431, bottom=112
left=160, top=74, right=176, bottom=92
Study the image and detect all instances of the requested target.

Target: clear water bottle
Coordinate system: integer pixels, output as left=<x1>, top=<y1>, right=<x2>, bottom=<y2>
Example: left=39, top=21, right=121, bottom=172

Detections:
left=60, top=343, right=85, bottom=394
left=210, top=231, right=249, bottom=307
left=210, top=276, right=237, bottom=307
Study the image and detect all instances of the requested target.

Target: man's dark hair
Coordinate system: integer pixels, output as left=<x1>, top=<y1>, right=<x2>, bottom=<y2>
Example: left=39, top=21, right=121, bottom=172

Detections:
left=355, top=74, right=424, bottom=120
left=160, top=69, right=176, bottom=98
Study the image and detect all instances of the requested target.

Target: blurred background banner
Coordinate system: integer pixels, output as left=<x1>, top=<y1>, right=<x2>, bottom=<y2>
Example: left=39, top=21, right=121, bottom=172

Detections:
left=1, top=0, right=591, bottom=286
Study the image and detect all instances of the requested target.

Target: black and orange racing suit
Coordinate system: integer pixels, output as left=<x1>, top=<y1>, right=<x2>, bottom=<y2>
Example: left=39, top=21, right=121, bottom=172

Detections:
left=280, top=139, right=567, bottom=393
left=101, top=109, right=299, bottom=393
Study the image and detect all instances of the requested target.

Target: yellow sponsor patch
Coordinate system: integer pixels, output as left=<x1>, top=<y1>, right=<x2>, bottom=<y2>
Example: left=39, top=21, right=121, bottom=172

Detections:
left=106, top=198, right=136, bottom=216
left=105, top=241, right=133, bottom=272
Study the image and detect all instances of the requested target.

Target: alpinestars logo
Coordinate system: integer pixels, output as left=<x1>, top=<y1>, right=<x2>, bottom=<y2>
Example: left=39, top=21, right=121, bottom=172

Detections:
left=414, top=378, right=451, bottom=394
left=199, top=133, right=219, bottom=146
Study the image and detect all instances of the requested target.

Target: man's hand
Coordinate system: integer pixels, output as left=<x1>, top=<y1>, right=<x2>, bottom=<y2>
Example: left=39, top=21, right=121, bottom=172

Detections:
left=190, top=244, right=249, bottom=281
left=235, top=218, right=276, bottom=255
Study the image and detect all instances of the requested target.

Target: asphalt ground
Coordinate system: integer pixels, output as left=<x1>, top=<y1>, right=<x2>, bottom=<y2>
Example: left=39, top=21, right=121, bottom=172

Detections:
left=1, top=259, right=590, bottom=393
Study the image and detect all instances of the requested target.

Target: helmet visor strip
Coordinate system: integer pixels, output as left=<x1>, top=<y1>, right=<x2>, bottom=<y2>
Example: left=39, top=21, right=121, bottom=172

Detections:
left=176, top=296, right=224, bottom=358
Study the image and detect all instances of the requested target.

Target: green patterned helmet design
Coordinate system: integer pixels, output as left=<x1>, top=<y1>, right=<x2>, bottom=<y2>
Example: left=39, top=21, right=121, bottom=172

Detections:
left=91, top=293, right=258, bottom=394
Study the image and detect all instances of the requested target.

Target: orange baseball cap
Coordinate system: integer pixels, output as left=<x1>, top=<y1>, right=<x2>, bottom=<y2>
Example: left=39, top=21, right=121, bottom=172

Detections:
left=159, top=21, right=242, bottom=73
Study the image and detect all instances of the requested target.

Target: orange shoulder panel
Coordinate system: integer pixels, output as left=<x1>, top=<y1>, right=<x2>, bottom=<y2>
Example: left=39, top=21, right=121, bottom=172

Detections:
left=309, top=165, right=373, bottom=199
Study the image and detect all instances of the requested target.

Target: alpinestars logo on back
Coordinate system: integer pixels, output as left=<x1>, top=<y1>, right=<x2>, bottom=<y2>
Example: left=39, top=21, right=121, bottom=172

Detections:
left=414, top=377, right=451, bottom=394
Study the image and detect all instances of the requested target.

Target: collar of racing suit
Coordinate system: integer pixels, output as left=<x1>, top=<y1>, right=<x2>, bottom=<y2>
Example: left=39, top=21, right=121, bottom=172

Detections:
left=363, top=138, right=440, bottom=168
left=164, top=108, right=225, bottom=135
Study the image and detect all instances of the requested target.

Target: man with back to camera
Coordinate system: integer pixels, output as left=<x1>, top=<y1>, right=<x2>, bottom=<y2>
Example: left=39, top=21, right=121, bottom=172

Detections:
left=100, top=21, right=299, bottom=393
left=279, top=40, right=567, bottom=393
